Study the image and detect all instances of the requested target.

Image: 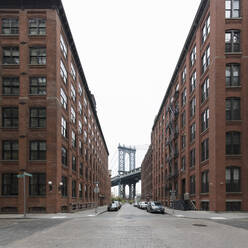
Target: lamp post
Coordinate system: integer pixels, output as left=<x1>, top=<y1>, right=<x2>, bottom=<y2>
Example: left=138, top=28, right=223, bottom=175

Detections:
left=94, top=182, right=99, bottom=214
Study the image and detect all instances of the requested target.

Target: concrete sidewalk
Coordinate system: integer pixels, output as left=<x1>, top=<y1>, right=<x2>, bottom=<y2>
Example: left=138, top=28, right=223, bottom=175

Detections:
left=164, top=207, right=248, bottom=220
left=0, top=205, right=108, bottom=219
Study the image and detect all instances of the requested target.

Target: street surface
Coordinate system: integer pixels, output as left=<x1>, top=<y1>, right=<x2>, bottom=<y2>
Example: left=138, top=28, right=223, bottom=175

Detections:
left=0, top=204, right=248, bottom=248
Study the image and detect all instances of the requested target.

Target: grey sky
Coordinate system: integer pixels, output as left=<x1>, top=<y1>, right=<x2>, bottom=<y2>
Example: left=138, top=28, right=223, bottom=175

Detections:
left=61, top=0, right=201, bottom=181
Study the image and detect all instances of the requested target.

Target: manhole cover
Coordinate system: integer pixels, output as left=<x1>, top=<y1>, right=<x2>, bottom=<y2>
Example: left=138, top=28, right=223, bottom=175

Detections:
left=193, top=224, right=207, bottom=227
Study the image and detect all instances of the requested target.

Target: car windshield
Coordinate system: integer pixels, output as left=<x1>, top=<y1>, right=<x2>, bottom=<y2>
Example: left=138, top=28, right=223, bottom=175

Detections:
left=154, top=202, right=162, bottom=206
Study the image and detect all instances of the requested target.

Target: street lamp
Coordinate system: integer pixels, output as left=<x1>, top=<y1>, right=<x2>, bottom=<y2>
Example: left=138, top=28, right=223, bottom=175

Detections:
left=94, top=181, right=99, bottom=213
left=58, top=182, right=63, bottom=191
left=48, top=181, right=53, bottom=192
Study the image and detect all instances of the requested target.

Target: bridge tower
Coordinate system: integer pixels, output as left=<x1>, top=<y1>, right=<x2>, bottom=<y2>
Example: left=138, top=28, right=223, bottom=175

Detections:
left=118, top=145, right=136, bottom=199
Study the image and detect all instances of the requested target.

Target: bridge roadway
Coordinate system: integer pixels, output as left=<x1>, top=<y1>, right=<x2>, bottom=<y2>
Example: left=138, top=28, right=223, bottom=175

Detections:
left=111, top=167, right=141, bottom=187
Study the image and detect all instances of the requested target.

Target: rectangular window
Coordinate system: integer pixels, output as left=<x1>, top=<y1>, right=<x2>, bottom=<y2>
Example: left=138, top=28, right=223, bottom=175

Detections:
left=201, top=138, right=209, bottom=162
left=202, top=15, right=210, bottom=44
left=79, top=183, right=83, bottom=198
left=226, top=201, right=241, bottom=211
left=181, top=88, right=187, bottom=107
left=29, top=18, right=46, bottom=35
left=201, top=108, right=209, bottom=132
left=2, top=77, right=19, bottom=95
left=61, top=117, right=67, bottom=138
left=226, top=167, right=240, bottom=192
left=60, top=60, right=67, bottom=83
left=78, top=120, right=82, bottom=134
left=2, top=107, right=18, bottom=128
left=2, top=18, right=19, bottom=34
left=190, top=175, right=196, bottom=194
left=181, top=66, right=186, bottom=84
left=61, top=176, right=68, bottom=197
left=72, top=130, right=76, bottom=148
left=190, top=97, right=196, bottom=118
left=181, top=135, right=186, bottom=149
left=71, top=63, right=76, bottom=80
left=201, top=77, right=209, bottom=103
left=71, top=107, right=76, bottom=123
left=71, top=84, right=76, bottom=102
left=29, top=77, right=46, bottom=95
left=190, top=45, right=196, bottom=67
left=61, top=146, right=68, bottom=166
left=190, top=123, right=196, bottom=142
left=181, top=156, right=186, bottom=172
left=78, top=101, right=82, bottom=115
left=30, top=108, right=46, bottom=128
left=78, top=82, right=83, bottom=96
left=60, top=88, right=67, bottom=110
left=181, top=111, right=186, bottom=128
left=225, top=0, right=240, bottom=19
left=79, top=140, right=83, bottom=155
left=190, top=71, right=196, bottom=93
left=201, top=45, right=210, bottom=74
left=80, top=162, right=83, bottom=176
left=72, top=155, right=76, bottom=171
left=226, top=98, right=240, bottom=120
left=29, top=173, right=46, bottom=196
left=225, top=30, right=240, bottom=53
left=201, top=171, right=209, bottom=193
left=30, top=141, right=46, bottom=160
left=226, top=131, right=240, bottom=155
left=60, top=34, right=67, bottom=58
left=226, top=64, right=240, bottom=87
left=2, top=173, right=18, bottom=195
left=72, top=180, right=76, bottom=198
left=3, top=47, right=19, bottom=64
left=190, top=148, right=195, bottom=168
left=2, top=140, right=18, bottom=160
left=30, top=47, right=46, bottom=65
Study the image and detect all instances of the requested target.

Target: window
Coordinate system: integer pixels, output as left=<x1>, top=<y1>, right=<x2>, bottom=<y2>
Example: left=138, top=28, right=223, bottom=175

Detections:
left=30, top=108, right=46, bottom=128
left=29, top=77, right=46, bottom=95
left=30, top=47, right=46, bottom=65
left=78, top=101, right=82, bottom=115
left=181, top=111, right=186, bottom=128
left=201, top=77, right=209, bottom=103
left=181, top=66, right=186, bottom=84
left=225, top=30, right=240, bottom=53
left=78, top=82, right=83, bottom=96
left=2, top=140, right=18, bottom=160
left=181, top=156, right=186, bottom=172
left=61, top=146, right=68, bottom=166
left=226, top=201, right=241, bottom=211
left=190, top=97, right=196, bottom=118
left=190, top=175, right=195, bottom=195
left=79, top=183, right=83, bottom=198
left=181, top=88, right=187, bottom=107
left=60, top=34, right=67, bottom=58
left=29, top=18, right=46, bottom=35
left=61, top=117, right=67, bottom=138
left=29, top=173, right=46, bottom=196
left=2, top=174, right=18, bottom=195
left=201, top=138, right=209, bottom=161
left=2, top=77, right=19, bottom=95
left=83, top=130, right=87, bottom=143
left=201, top=171, right=209, bottom=193
left=72, top=155, right=76, bottom=171
left=226, top=98, right=240, bottom=120
left=72, top=130, right=76, bottom=148
left=71, top=63, right=76, bottom=80
left=30, top=141, right=46, bottom=160
left=181, top=135, right=186, bottom=149
left=201, top=45, right=210, bottom=73
left=78, top=120, right=82, bottom=134
left=2, top=18, right=18, bottom=34
left=71, top=84, right=76, bottom=102
left=72, top=180, right=76, bottom=198
left=190, top=123, right=196, bottom=142
left=190, top=71, right=196, bottom=93
left=225, top=0, right=240, bottom=19
left=61, top=176, right=68, bottom=197
left=202, top=15, right=210, bottom=44
left=2, top=107, right=18, bottom=128
left=60, top=88, right=67, bottom=110
left=226, top=167, right=240, bottom=192
left=60, top=60, right=67, bottom=83
left=79, top=140, right=83, bottom=155
left=201, top=201, right=209, bottom=210
left=226, top=64, right=240, bottom=87
left=201, top=108, right=209, bottom=132
left=71, top=107, right=76, bottom=123
left=190, top=148, right=195, bottom=168
left=80, top=162, right=83, bottom=175
left=3, top=47, right=19, bottom=64
left=190, top=45, right=196, bottom=67
left=226, top=131, right=240, bottom=155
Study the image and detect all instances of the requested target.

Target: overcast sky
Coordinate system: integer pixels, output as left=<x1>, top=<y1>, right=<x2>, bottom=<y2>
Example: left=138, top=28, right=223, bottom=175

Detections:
left=61, top=0, right=202, bottom=187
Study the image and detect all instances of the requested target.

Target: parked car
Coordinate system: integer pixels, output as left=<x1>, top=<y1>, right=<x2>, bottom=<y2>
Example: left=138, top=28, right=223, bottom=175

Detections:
left=133, top=202, right=138, bottom=207
left=139, top=201, right=148, bottom=210
left=114, top=201, right=121, bottom=209
left=147, top=201, right=165, bottom=214
left=107, top=202, right=119, bottom=211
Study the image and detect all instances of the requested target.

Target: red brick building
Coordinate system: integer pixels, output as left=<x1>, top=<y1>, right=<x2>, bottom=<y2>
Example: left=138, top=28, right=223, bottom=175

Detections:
left=148, top=0, right=248, bottom=211
left=0, top=0, right=110, bottom=213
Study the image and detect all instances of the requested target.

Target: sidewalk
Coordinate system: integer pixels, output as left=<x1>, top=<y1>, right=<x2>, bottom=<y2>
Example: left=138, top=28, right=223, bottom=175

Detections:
left=164, top=207, right=248, bottom=220
left=0, top=205, right=108, bottom=219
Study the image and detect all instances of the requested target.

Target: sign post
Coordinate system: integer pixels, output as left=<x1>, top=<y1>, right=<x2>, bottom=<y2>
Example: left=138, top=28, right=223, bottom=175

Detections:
left=17, top=172, right=32, bottom=218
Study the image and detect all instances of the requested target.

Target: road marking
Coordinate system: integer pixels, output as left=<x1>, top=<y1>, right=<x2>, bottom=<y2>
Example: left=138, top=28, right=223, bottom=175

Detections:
left=51, top=216, right=67, bottom=219
left=210, top=217, right=227, bottom=220
left=87, top=214, right=96, bottom=217
left=175, top=215, right=184, bottom=218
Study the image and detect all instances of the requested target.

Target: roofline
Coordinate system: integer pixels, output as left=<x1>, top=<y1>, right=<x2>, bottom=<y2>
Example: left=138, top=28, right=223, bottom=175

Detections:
left=0, top=0, right=109, bottom=155
left=152, top=0, right=209, bottom=131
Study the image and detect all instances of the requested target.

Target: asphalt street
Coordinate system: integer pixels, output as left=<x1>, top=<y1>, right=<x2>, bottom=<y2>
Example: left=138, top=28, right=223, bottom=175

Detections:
left=0, top=204, right=248, bottom=248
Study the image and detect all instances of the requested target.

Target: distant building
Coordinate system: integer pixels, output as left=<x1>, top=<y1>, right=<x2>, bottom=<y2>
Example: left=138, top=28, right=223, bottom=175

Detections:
left=143, top=0, right=248, bottom=211
left=0, top=0, right=110, bottom=213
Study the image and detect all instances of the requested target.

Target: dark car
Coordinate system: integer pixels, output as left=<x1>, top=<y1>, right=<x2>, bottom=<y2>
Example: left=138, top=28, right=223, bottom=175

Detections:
left=147, top=201, right=165, bottom=214
left=107, top=202, right=119, bottom=211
